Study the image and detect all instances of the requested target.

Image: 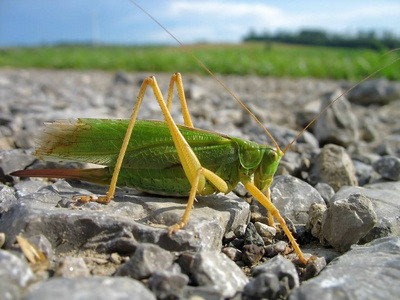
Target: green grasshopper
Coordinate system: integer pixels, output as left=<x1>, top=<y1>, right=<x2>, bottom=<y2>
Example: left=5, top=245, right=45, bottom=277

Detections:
left=10, top=3, right=399, bottom=266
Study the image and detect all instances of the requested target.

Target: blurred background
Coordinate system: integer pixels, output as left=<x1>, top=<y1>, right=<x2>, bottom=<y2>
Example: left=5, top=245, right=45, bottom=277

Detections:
left=0, top=0, right=400, bottom=79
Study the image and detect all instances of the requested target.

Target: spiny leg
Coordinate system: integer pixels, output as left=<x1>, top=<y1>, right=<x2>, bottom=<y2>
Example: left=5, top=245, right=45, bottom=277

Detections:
left=245, top=182, right=308, bottom=265
left=265, top=188, right=275, bottom=227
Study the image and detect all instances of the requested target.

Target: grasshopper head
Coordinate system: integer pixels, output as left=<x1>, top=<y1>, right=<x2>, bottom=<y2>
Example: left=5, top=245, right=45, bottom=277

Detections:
left=254, top=147, right=284, bottom=193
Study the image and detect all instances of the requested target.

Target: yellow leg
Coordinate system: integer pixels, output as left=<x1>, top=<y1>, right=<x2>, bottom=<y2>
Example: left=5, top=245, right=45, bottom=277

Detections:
left=169, top=167, right=229, bottom=233
left=245, top=182, right=307, bottom=265
left=265, top=188, right=275, bottom=227
left=166, top=73, right=194, bottom=127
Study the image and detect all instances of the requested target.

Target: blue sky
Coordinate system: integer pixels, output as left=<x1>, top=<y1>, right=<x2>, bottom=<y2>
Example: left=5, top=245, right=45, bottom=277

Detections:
left=1, top=0, right=400, bottom=47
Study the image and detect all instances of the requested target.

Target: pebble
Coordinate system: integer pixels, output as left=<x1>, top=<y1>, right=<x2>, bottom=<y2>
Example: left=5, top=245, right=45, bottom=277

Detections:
left=0, top=249, right=34, bottom=300
left=322, top=193, right=377, bottom=252
left=372, top=155, right=400, bottom=180
left=221, top=246, right=242, bottom=261
left=191, top=251, right=249, bottom=298
left=254, top=221, right=276, bottom=238
left=148, top=270, right=189, bottom=300
left=241, top=244, right=265, bottom=266
left=115, top=243, right=174, bottom=280
left=306, top=203, right=327, bottom=244
left=54, top=257, right=90, bottom=278
left=333, top=186, right=400, bottom=244
left=309, top=144, right=358, bottom=192
left=264, top=241, right=289, bottom=258
left=314, top=90, right=359, bottom=147
left=268, top=174, right=326, bottom=224
left=314, top=182, right=335, bottom=203
left=243, top=222, right=264, bottom=246
left=26, top=277, right=156, bottom=300
left=243, top=255, right=299, bottom=300
left=347, top=78, right=400, bottom=105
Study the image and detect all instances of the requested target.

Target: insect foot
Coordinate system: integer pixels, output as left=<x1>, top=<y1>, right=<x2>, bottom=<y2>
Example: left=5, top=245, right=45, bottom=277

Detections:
left=168, top=222, right=186, bottom=235
left=71, top=194, right=111, bottom=204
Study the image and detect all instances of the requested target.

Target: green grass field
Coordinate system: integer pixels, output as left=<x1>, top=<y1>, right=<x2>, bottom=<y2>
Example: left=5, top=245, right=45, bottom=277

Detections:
left=0, top=42, right=398, bottom=80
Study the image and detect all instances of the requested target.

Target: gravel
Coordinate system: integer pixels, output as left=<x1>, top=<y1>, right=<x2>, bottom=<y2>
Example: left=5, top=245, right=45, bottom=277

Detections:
left=1, top=69, right=400, bottom=299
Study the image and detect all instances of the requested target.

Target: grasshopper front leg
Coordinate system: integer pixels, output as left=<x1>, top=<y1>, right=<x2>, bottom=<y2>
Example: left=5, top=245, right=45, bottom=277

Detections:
left=245, top=182, right=308, bottom=265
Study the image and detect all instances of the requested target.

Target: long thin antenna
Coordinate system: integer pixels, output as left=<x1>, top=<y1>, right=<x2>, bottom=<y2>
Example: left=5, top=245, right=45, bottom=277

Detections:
left=129, top=0, right=280, bottom=150
left=282, top=56, right=400, bottom=153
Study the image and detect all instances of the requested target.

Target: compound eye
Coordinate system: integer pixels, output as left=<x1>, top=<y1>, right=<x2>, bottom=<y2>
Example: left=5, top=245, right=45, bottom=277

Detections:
left=270, top=151, right=278, bottom=161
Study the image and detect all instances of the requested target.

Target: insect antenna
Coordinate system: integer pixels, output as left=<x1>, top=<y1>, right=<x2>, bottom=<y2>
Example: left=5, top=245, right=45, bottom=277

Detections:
left=283, top=55, right=400, bottom=154
left=129, top=0, right=281, bottom=151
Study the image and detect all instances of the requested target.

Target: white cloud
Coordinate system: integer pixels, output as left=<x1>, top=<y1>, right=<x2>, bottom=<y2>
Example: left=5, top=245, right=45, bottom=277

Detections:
left=156, top=0, right=400, bottom=43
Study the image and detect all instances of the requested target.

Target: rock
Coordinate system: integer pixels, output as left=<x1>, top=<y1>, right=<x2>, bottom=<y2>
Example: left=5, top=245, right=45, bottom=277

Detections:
left=229, top=238, right=244, bottom=250
left=306, top=203, right=327, bottom=244
left=377, top=135, right=400, bottom=157
left=314, top=182, right=335, bottom=203
left=346, top=78, right=400, bottom=105
left=54, top=257, right=90, bottom=278
left=243, top=222, right=264, bottom=246
left=26, top=277, right=156, bottom=300
left=309, top=144, right=358, bottom=192
left=301, top=256, right=326, bottom=281
left=177, top=252, right=196, bottom=275
left=333, top=186, right=400, bottom=243
left=0, top=180, right=250, bottom=253
left=352, top=159, right=379, bottom=186
left=244, top=255, right=299, bottom=300
left=191, top=251, right=248, bottom=298
left=254, top=222, right=276, bottom=238
left=0, top=250, right=34, bottom=300
left=243, top=273, right=281, bottom=300
left=314, top=90, right=359, bottom=147
left=260, top=175, right=325, bottom=225
left=365, top=181, right=400, bottom=191
left=289, top=236, right=400, bottom=300
left=322, top=193, right=377, bottom=252
left=26, top=234, right=53, bottom=260
left=264, top=241, right=289, bottom=258
left=0, top=149, right=36, bottom=181
left=223, top=231, right=236, bottom=243
left=0, top=185, right=17, bottom=214
left=234, top=224, right=247, bottom=238
left=221, top=247, right=242, bottom=261
left=242, top=244, right=265, bottom=266
left=115, top=243, right=174, bottom=280
left=14, top=180, right=48, bottom=198
left=181, top=286, right=224, bottom=300
left=295, top=100, right=320, bottom=130
left=148, top=270, right=189, bottom=300
left=113, top=71, right=131, bottom=85
left=372, top=155, right=400, bottom=180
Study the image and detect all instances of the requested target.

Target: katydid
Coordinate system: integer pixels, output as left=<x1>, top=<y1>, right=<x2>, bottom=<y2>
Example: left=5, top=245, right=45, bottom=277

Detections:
left=10, top=3, right=399, bottom=266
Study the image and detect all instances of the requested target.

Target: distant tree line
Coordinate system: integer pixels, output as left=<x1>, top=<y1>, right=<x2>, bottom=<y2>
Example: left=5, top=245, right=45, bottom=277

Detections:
left=243, top=29, right=400, bottom=50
